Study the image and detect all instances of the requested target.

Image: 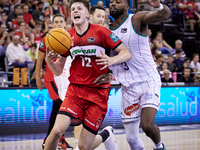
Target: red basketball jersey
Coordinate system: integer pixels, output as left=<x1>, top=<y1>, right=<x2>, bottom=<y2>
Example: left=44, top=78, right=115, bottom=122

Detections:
left=62, top=24, right=121, bottom=88
left=39, top=36, right=54, bottom=82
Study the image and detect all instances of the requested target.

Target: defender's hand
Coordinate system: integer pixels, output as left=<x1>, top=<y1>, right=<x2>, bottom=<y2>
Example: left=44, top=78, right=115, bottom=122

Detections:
left=94, top=73, right=113, bottom=85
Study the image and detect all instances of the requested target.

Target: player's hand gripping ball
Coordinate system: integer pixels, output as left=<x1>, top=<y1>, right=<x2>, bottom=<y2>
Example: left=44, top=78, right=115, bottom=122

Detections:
left=45, top=28, right=71, bottom=54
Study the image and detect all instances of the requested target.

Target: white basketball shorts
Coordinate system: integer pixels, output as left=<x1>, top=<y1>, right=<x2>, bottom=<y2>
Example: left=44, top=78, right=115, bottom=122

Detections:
left=121, top=79, right=161, bottom=122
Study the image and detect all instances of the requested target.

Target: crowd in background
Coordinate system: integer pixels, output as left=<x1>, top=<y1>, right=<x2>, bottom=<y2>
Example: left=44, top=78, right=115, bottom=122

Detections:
left=0, top=0, right=199, bottom=86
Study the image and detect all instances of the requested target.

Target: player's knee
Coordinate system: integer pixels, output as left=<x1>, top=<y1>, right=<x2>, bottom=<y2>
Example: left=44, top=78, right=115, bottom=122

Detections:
left=51, top=128, right=63, bottom=139
left=141, top=123, right=153, bottom=136
left=78, top=142, right=90, bottom=150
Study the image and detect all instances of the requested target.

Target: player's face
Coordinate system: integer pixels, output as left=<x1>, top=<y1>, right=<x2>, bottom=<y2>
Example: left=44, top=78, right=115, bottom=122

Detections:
left=71, top=2, right=89, bottom=25
left=91, top=9, right=105, bottom=26
left=109, top=0, right=128, bottom=19
left=53, top=17, right=66, bottom=29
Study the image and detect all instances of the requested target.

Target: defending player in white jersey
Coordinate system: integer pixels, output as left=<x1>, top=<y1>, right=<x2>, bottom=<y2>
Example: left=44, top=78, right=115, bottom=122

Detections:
left=108, top=0, right=171, bottom=150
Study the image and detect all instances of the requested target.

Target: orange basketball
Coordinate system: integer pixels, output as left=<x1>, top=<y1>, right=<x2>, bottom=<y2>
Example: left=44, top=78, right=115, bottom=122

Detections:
left=45, top=28, right=71, bottom=54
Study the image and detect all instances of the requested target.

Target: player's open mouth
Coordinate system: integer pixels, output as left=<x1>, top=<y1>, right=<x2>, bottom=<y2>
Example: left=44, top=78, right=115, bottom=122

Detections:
left=74, top=15, right=80, bottom=20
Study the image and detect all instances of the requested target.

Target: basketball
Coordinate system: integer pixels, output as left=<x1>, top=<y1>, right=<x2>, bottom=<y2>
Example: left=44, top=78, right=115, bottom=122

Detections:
left=45, top=28, right=71, bottom=54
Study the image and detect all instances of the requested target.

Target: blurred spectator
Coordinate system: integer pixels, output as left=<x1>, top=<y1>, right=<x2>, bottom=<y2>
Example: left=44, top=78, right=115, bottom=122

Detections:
left=153, top=31, right=173, bottom=55
left=194, top=4, right=200, bottom=20
left=15, top=22, right=31, bottom=50
left=65, top=16, right=72, bottom=26
left=65, top=24, right=72, bottom=31
left=60, top=0, right=70, bottom=19
left=171, top=39, right=186, bottom=61
left=26, top=43, right=38, bottom=62
left=0, top=11, right=10, bottom=29
left=22, top=5, right=36, bottom=28
left=30, top=22, right=43, bottom=45
left=0, top=0, right=10, bottom=15
left=104, top=8, right=111, bottom=27
left=30, top=68, right=44, bottom=85
left=12, top=13, right=24, bottom=31
left=32, top=1, right=45, bottom=24
left=184, top=4, right=199, bottom=32
left=161, top=62, right=168, bottom=70
left=89, top=5, right=105, bottom=26
left=159, top=62, right=169, bottom=77
left=49, top=0, right=63, bottom=17
left=148, top=29, right=154, bottom=50
left=176, top=0, right=187, bottom=13
left=185, top=0, right=196, bottom=9
left=167, top=55, right=177, bottom=72
left=97, top=1, right=104, bottom=7
left=0, top=23, right=11, bottom=57
left=177, top=58, right=194, bottom=79
left=165, top=0, right=178, bottom=17
left=155, top=54, right=164, bottom=71
left=161, top=69, right=174, bottom=83
left=6, top=35, right=32, bottom=68
left=7, top=28, right=15, bottom=40
left=195, top=4, right=200, bottom=14
left=173, top=49, right=183, bottom=70
left=7, top=4, right=21, bottom=24
left=42, top=16, right=51, bottom=33
left=177, top=67, right=194, bottom=83
left=151, top=46, right=160, bottom=55
left=10, top=0, right=20, bottom=12
left=190, top=53, right=200, bottom=70
left=25, top=0, right=36, bottom=14
left=42, top=0, right=50, bottom=13
left=44, top=6, right=50, bottom=17
left=194, top=70, right=200, bottom=83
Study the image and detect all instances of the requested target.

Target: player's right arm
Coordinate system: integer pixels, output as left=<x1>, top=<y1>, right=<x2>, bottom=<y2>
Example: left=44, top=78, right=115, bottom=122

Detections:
left=36, top=50, right=45, bottom=91
left=133, top=0, right=171, bottom=35
left=45, top=48, right=66, bottom=76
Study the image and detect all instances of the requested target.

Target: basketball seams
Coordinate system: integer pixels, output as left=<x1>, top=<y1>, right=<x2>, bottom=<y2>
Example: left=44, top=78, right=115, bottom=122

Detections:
left=48, top=32, right=70, bottom=52
left=47, top=34, right=60, bottom=54
left=51, top=30, right=71, bottom=44
left=49, top=31, right=71, bottom=48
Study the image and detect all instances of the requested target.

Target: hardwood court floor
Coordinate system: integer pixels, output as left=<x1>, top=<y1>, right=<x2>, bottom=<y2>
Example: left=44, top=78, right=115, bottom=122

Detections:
left=0, top=125, right=200, bottom=150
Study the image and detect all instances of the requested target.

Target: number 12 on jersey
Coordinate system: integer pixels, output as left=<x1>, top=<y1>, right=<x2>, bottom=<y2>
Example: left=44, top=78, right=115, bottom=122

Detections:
left=80, top=56, right=92, bottom=67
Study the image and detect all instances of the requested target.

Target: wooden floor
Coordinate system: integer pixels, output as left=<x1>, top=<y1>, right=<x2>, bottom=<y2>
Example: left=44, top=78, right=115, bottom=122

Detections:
left=0, top=125, right=200, bottom=150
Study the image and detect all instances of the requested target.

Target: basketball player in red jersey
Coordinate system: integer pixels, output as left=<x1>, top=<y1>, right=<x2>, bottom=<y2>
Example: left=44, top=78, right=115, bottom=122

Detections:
left=36, top=14, right=73, bottom=150
left=44, top=0, right=131, bottom=150
left=37, top=13, right=115, bottom=150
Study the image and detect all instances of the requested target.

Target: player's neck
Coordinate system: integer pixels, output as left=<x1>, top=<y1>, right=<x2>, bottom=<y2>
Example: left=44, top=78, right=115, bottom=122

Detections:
left=112, top=13, right=129, bottom=29
left=75, top=21, right=89, bottom=35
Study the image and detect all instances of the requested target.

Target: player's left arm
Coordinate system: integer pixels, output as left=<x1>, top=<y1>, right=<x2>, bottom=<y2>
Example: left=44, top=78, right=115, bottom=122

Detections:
left=45, top=47, right=66, bottom=76
left=96, top=43, right=131, bottom=70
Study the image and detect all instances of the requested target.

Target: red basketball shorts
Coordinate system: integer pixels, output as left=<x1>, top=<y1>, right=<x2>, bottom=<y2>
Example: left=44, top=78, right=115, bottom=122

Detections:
left=44, top=80, right=60, bottom=101
left=58, top=83, right=110, bottom=134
